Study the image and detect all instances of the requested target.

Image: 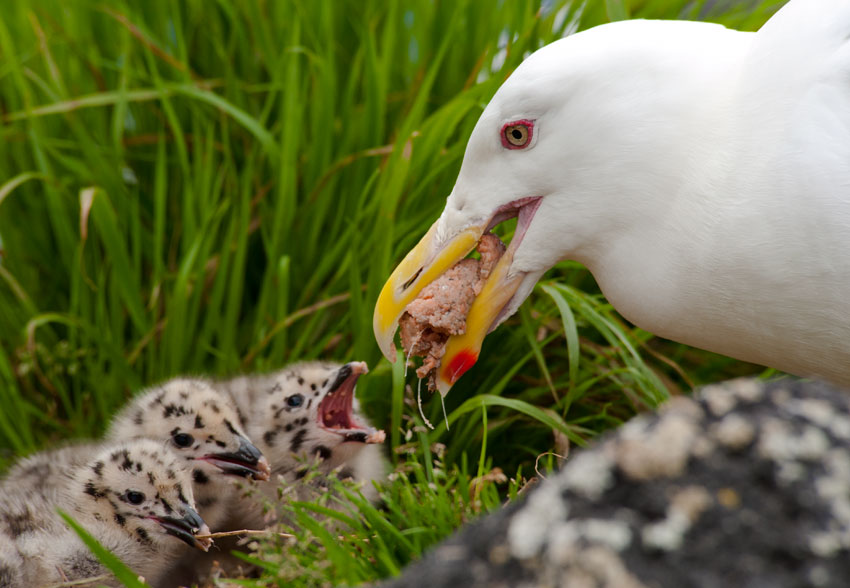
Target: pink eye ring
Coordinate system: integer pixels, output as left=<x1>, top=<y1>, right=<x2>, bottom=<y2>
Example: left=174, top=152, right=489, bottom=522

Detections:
left=500, top=119, right=534, bottom=149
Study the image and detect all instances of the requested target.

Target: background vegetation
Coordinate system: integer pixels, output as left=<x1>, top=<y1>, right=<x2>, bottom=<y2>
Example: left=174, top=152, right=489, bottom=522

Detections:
left=0, top=0, right=783, bottom=585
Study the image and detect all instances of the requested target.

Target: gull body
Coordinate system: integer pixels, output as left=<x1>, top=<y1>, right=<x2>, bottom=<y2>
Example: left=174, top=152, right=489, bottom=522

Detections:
left=375, top=0, right=850, bottom=391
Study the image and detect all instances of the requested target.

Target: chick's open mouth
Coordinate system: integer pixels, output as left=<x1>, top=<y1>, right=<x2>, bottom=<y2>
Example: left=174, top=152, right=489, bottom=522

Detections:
left=317, top=362, right=386, bottom=444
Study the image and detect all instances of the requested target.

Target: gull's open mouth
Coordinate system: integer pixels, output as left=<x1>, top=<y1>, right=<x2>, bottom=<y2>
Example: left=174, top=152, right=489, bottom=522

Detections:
left=372, top=196, right=543, bottom=396
left=151, top=513, right=212, bottom=551
left=373, top=195, right=543, bottom=394
left=482, top=196, right=542, bottom=328
left=317, top=362, right=386, bottom=444
left=486, top=196, right=542, bottom=237
left=196, top=439, right=271, bottom=481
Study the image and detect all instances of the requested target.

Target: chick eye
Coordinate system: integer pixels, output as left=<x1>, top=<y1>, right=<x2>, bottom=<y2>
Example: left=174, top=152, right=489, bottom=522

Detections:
left=125, top=490, right=145, bottom=505
left=501, top=120, right=533, bottom=149
left=173, top=432, right=194, bottom=448
left=286, top=394, right=304, bottom=408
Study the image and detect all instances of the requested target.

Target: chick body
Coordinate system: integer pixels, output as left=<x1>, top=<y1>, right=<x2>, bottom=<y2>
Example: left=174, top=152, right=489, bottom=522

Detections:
left=0, top=439, right=210, bottom=588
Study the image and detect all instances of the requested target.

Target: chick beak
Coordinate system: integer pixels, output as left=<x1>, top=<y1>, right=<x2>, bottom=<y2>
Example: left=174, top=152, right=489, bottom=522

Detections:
left=153, top=506, right=212, bottom=551
left=197, top=438, right=271, bottom=481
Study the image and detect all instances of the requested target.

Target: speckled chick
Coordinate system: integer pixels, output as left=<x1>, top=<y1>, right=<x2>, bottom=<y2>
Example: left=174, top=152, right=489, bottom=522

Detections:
left=0, top=439, right=211, bottom=588
left=219, top=361, right=387, bottom=528
left=105, top=377, right=271, bottom=530
left=382, top=378, right=850, bottom=588
left=2, top=442, right=96, bottom=504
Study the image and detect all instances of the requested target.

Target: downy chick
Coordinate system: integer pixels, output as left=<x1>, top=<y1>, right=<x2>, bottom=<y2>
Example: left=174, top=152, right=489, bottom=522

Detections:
left=0, top=439, right=211, bottom=587
left=219, top=361, right=387, bottom=528
left=2, top=443, right=95, bottom=503
left=3, top=378, right=269, bottom=533
left=105, top=377, right=271, bottom=530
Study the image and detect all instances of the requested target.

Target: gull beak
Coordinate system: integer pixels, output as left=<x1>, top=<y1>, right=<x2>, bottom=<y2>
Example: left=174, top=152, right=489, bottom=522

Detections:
left=374, top=208, right=534, bottom=396
left=432, top=250, right=525, bottom=395
left=373, top=220, right=482, bottom=361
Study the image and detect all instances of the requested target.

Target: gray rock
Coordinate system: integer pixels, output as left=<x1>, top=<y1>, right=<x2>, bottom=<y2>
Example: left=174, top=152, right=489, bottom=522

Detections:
left=382, top=378, right=850, bottom=588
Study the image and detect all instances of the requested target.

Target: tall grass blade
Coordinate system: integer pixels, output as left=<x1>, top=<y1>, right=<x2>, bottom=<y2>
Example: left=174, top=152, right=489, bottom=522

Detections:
left=57, top=509, right=150, bottom=588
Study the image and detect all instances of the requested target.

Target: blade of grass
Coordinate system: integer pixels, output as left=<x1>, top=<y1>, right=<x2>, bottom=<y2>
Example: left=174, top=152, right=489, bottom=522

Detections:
left=57, top=509, right=150, bottom=588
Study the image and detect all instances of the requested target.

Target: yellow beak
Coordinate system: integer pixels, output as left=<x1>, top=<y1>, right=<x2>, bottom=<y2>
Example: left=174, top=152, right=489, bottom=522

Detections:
left=373, top=220, right=481, bottom=361
left=431, top=250, right=524, bottom=395
left=373, top=220, right=526, bottom=396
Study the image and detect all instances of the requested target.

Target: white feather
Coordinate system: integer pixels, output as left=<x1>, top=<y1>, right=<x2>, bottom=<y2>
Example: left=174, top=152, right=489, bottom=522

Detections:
left=439, top=0, right=850, bottom=385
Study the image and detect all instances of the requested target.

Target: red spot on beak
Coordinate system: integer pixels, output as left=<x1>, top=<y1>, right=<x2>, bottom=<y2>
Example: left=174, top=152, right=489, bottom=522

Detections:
left=443, top=349, right=479, bottom=384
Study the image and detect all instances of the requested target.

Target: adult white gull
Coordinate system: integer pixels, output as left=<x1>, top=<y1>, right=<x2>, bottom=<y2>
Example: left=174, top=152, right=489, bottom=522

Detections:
left=374, top=0, right=850, bottom=394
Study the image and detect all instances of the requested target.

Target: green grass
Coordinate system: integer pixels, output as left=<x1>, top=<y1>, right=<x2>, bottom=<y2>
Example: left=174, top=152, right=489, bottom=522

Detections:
left=235, top=451, right=526, bottom=587
left=0, top=0, right=783, bottom=586
left=59, top=509, right=150, bottom=588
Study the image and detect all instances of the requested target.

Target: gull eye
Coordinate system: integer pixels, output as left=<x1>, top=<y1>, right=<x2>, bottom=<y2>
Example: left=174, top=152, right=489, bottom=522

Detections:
left=501, top=120, right=533, bottom=149
left=125, top=490, right=145, bottom=505
left=173, top=432, right=194, bottom=448
left=287, top=394, right=304, bottom=408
